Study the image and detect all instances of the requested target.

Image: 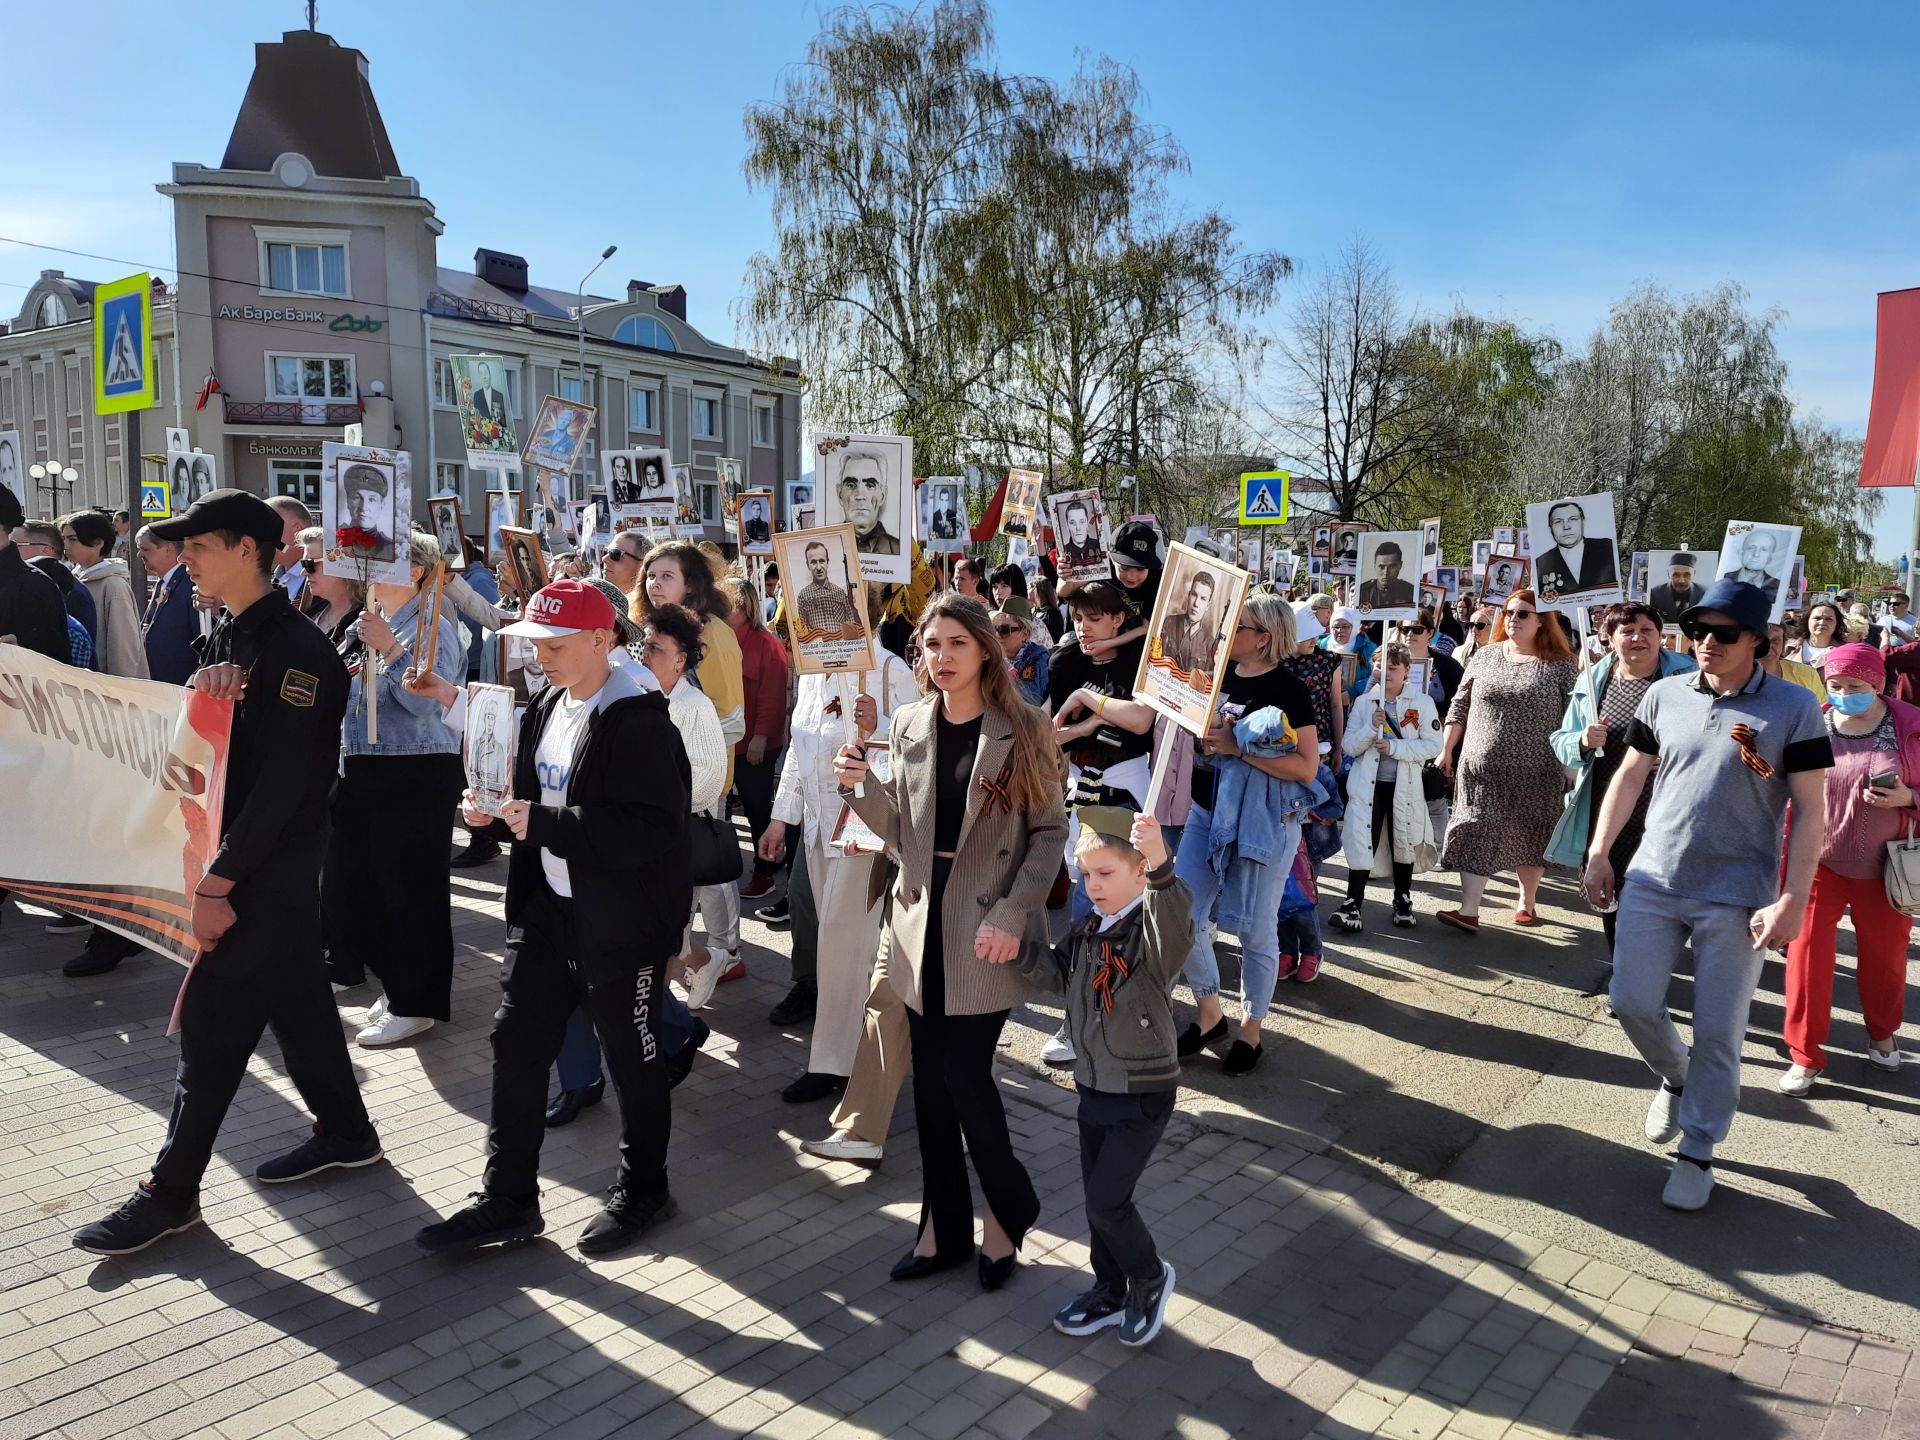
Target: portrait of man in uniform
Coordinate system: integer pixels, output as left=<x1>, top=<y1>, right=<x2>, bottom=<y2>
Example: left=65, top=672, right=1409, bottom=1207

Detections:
left=338, top=462, right=394, bottom=558
left=814, top=432, right=913, bottom=583
left=1162, top=567, right=1220, bottom=675
left=1358, top=539, right=1416, bottom=610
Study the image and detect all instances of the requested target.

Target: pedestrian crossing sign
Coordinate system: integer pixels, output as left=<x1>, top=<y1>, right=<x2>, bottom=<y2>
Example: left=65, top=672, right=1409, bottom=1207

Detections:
left=1238, top=470, right=1289, bottom=525
left=140, top=479, right=170, bottom=520
left=94, top=273, right=155, bottom=414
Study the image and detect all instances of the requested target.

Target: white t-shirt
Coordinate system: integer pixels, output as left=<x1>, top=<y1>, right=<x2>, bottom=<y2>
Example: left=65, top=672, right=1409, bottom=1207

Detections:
left=534, top=688, right=606, bottom=896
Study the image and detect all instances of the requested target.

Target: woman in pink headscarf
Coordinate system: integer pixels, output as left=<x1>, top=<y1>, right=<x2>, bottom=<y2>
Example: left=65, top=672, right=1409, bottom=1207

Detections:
left=1778, top=643, right=1920, bottom=1096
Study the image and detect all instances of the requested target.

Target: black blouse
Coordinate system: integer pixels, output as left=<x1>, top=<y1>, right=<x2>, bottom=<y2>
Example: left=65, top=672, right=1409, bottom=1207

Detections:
left=933, top=710, right=984, bottom=852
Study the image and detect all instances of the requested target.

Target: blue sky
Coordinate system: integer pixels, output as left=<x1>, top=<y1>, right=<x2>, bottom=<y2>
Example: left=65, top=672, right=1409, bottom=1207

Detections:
left=5, top=0, right=1916, bottom=553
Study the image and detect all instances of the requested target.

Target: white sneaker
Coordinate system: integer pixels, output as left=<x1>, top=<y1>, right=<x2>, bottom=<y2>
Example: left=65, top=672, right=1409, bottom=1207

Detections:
left=1868, top=1045, right=1903, bottom=1073
left=366, top=994, right=389, bottom=1023
left=801, top=1130, right=883, bottom=1166
left=1644, top=1084, right=1683, bottom=1144
left=1776, top=1064, right=1819, bottom=1096
left=685, top=946, right=725, bottom=1012
left=1041, top=1027, right=1076, bottom=1065
left=356, top=1012, right=433, bottom=1048
left=1661, top=1156, right=1714, bottom=1211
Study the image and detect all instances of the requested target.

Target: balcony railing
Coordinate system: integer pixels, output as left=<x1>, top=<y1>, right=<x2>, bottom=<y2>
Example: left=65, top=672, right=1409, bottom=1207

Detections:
left=222, top=397, right=363, bottom=426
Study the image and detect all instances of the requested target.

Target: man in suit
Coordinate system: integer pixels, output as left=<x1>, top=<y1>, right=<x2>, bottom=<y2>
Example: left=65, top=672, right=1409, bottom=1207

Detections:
left=136, top=525, right=199, bottom=685
left=836, top=451, right=899, bottom=555
left=470, top=361, right=509, bottom=423
left=1058, top=499, right=1104, bottom=572
left=1648, top=553, right=1705, bottom=626
left=741, top=499, right=771, bottom=546
left=1358, top=540, right=1416, bottom=610
left=1532, top=500, right=1617, bottom=597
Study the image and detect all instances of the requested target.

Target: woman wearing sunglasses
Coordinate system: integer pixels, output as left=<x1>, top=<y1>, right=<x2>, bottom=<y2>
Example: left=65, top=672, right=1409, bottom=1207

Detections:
left=1457, top=603, right=1498, bottom=664
left=1435, top=589, right=1579, bottom=932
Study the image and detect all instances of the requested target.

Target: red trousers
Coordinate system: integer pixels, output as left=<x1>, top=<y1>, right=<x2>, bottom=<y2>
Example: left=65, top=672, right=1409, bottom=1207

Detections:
left=1782, top=864, right=1911, bottom=1070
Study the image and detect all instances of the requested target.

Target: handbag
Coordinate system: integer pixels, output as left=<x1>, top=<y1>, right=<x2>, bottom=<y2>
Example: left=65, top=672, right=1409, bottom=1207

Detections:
left=688, top=810, right=744, bottom=887
left=1885, top=820, right=1920, bottom=916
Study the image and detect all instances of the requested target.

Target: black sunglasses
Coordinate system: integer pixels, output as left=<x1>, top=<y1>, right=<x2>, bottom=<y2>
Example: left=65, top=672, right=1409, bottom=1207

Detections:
left=1404, top=623, right=1430, bottom=636
left=993, top=624, right=1023, bottom=637
left=1469, top=620, right=1489, bottom=632
left=1682, top=619, right=1747, bottom=645
left=1504, top=608, right=1536, bottom=620
left=299, top=557, right=319, bottom=573
left=608, top=549, right=642, bottom=564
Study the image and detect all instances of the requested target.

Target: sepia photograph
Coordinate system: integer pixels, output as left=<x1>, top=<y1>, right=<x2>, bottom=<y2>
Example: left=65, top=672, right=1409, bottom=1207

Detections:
left=1523, top=493, right=1620, bottom=609
left=814, top=431, right=913, bottom=583
left=1134, top=540, right=1251, bottom=737
left=1481, top=552, right=1530, bottom=605
left=425, top=495, right=466, bottom=571
left=1355, top=530, right=1421, bottom=619
left=1046, top=487, right=1113, bottom=583
left=998, top=468, right=1043, bottom=544
left=500, top=526, right=548, bottom=602
left=1715, top=521, right=1802, bottom=623
left=772, top=523, right=876, bottom=674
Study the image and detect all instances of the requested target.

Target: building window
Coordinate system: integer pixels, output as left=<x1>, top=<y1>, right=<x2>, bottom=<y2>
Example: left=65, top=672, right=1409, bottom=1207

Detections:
left=629, top=385, right=656, bottom=432
left=267, top=353, right=356, bottom=401
left=698, top=481, right=720, bottom=523
left=269, top=460, right=324, bottom=507
left=256, top=227, right=351, bottom=297
left=613, top=315, right=677, bottom=352
left=504, top=368, right=522, bottom=418
left=435, top=461, right=463, bottom=495
left=31, top=368, right=46, bottom=418
left=753, top=399, right=775, bottom=448
left=433, top=358, right=455, bottom=407
left=560, top=374, right=586, bottom=403
left=37, top=293, right=69, bottom=328
left=694, top=395, right=721, bottom=440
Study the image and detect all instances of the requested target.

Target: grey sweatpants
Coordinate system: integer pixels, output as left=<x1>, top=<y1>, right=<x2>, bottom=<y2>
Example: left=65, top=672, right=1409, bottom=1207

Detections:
left=1610, top=878, right=1766, bottom=1162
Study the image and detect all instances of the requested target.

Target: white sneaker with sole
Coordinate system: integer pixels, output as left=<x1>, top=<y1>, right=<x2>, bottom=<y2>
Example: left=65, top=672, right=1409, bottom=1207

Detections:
left=1644, top=1084, right=1683, bottom=1144
left=685, top=946, right=725, bottom=1011
left=1040, top=1027, right=1076, bottom=1065
left=357, top=1012, right=433, bottom=1048
left=1776, top=1064, right=1818, bottom=1096
left=1868, top=1045, right=1903, bottom=1073
left=1661, top=1156, right=1713, bottom=1211
left=366, top=994, right=389, bottom=1023
left=801, top=1130, right=883, bottom=1166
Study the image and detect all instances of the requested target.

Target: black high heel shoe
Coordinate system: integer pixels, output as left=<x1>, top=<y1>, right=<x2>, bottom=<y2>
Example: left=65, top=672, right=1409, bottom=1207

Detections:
left=544, top=1078, right=605, bottom=1127
left=890, top=1245, right=974, bottom=1281
left=979, top=1248, right=1019, bottom=1291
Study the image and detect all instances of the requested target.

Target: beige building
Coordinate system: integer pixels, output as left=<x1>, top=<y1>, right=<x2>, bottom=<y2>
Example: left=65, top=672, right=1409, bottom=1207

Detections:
left=0, top=26, right=802, bottom=543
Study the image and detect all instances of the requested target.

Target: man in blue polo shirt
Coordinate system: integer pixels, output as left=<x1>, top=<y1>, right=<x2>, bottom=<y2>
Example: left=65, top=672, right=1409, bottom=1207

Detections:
left=1583, top=578, right=1831, bottom=1212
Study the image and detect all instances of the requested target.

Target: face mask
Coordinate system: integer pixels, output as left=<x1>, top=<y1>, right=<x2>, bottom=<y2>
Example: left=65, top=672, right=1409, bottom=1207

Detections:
left=1827, top=689, right=1876, bottom=717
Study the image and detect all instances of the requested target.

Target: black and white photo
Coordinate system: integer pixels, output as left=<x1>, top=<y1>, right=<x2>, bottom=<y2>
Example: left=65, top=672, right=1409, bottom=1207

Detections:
left=919, top=476, right=966, bottom=553
left=1355, top=530, right=1421, bottom=619
left=814, top=431, right=913, bottom=583
left=1645, top=550, right=1716, bottom=625
left=1046, top=487, right=1113, bottom=583
left=1523, top=492, right=1620, bottom=609
left=1715, top=521, right=1801, bottom=622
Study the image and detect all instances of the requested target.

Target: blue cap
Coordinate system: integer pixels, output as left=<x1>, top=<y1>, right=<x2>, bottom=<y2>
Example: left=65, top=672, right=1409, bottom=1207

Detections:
left=1680, top=578, right=1770, bottom=638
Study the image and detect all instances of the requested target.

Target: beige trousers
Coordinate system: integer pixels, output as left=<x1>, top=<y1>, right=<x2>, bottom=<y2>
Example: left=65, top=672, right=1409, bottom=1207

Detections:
left=826, top=930, right=911, bottom=1148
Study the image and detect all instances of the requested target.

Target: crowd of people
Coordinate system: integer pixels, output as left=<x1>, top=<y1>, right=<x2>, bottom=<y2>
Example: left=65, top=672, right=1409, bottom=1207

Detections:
left=0, top=481, right=1912, bottom=1343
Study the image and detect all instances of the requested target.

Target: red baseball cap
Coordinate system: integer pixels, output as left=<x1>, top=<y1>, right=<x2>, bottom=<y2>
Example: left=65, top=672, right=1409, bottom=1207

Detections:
left=500, top=578, right=618, bottom=639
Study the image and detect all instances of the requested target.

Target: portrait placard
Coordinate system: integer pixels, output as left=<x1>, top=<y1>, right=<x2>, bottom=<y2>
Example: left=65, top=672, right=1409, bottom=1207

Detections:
left=1788, top=554, right=1807, bottom=606
left=499, top=527, right=547, bottom=602
left=774, top=523, right=878, bottom=674
left=1714, top=522, right=1801, bottom=623
left=425, top=494, right=466, bottom=570
left=1482, top=553, right=1529, bottom=605
left=463, top=683, right=517, bottom=816
left=1523, top=493, right=1620, bottom=610
left=1355, top=529, right=1422, bottom=620
left=1418, top=517, right=1442, bottom=578
left=1646, top=549, right=1717, bottom=625
left=0, top=430, right=23, bottom=509
left=736, top=489, right=775, bottom=557
left=605, top=447, right=673, bottom=521
left=672, top=464, right=701, bottom=536
left=828, top=741, right=892, bottom=857
left=1627, top=551, right=1649, bottom=602
left=716, top=457, right=744, bottom=518
left=920, top=476, right=968, bottom=554
left=1492, top=526, right=1515, bottom=550
left=486, top=488, right=524, bottom=569
left=165, top=447, right=219, bottom=518
left=1311, top=524, right=1333, bottom=558
left=452, top=355, right=518, bottom=467
left=1132, top=540, right=1251, bottom=738
left=1472, top=539, right=1493, bottom=577
left=1432, top=566, right=1460, bottom=599
left=1235, top=534, right=1263, bottom=575
left=814, top=432, right=913, bottom=584
left=1047, top=487, right=1114, bottom=583
left=1330, top=522, right=1370, bottom=576
left=320, top=443, right=411, bottom=586
left=521, top=395, right=595, bottom=476
left=998, top=468, right=1043, bottom=545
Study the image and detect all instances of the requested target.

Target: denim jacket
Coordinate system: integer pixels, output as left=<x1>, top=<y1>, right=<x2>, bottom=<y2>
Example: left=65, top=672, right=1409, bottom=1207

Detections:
left=1204, top=706, right=1330, bottom=932
left=341, top=591, right=465, bottom=760
left=1543, top=648, right=1696, bottom=866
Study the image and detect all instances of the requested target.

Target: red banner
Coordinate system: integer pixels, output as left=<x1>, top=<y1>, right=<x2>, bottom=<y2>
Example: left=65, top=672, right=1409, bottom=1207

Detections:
left=1859, top=287, right=1920, bottom=488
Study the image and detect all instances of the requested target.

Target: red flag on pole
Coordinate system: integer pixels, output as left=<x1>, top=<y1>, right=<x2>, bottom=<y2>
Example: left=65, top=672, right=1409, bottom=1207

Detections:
left=193, top=368, right=222, bottom=412
left=1859, top=287, right=1920, bottom=488
left=970, top=471, right=1010, bottom=543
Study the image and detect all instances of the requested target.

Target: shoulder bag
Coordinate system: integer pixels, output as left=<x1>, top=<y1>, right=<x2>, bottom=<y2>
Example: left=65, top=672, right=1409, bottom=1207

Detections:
left=688, top=810, right=745, bottom=886
left=1885, top=819, right=1920, bottom=916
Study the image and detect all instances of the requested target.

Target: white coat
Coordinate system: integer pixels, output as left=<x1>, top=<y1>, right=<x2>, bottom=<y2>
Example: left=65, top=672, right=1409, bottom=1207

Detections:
left=771, top=653, right=920, bottom=840
left=1341, top=683, right=1443, bottom=874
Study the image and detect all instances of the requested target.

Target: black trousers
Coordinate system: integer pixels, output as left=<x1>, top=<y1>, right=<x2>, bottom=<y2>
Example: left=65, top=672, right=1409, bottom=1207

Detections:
left=1346, top=778, right=1414, bottom=906
left=323, top=753, right=465, bottom=1019
left=483, top=881, right=672, bottom=1205
left=1078, top=1086, right=1174, bottom=1289
left=153, top=873, right=373, bottom=1190
left=906, top=858, right=1039, bottom=1255
left=788, top=839, right=817, bottom=986
left=734, top=749, right=782, bottom=878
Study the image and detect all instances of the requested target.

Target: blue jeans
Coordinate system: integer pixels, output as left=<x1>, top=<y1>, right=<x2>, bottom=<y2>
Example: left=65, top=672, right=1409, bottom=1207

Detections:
left=1175, top=808, right=1295, bottom=1020
left=554, top=990, right=697, bottom=1092
left=1276, top=904, right=1320, bottom=959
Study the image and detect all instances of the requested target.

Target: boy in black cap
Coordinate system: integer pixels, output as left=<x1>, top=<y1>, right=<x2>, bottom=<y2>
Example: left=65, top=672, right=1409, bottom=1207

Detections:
left=73, top=489, right=379, bottom=1255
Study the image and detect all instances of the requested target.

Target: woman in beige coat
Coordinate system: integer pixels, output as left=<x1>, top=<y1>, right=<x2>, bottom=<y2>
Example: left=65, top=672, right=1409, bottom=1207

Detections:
left=60, top=510, right=148, bottom=679
left=836, top=593, right=1066, bottom=1291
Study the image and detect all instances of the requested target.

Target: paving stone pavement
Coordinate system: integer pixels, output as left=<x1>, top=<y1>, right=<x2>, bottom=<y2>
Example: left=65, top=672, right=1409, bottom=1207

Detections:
left=1, top=871, right=1915, bottom=1440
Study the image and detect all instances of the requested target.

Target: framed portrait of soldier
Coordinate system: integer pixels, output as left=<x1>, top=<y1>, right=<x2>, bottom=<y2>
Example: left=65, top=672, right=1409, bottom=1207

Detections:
left=1355, top=530, right=1421, bottom=620
left=1420, top=581, right=1448, bottom=616
left=736, top=490, right=775, bottom=557
left=1311, top=524, right=1333, bottom=558
left=425, top=495, right=466, bottom=570
left=1644, top=550, right=1716, bottom=625
left=1133, top=540, right=1250, bottom=737
left=672, top=464, right=701, bottom=536
left=1432, top=566, right=1460, bottom=599
left=320, top=442, right=411, bottom=585
left=500, top=526, right=547, bottom=602
left=1047, top=488, right=1113, bottom=582
left=1481, top=553, right=1529, bottom=605
left=463, top=683, right=517, bottom=816
left=998, top=468, right=1043, bottom=545
left=773, top=523, right=877, bottom=674
left=1492, top=525, right=1515, bottom=550
left=486, top=488, right=524, bottom=569
left=1714, top=521, right=1801, bottom=624
left=1418, top=517, right=1442, bottom=577
left=1523, top=493, right=1621, bottom=610
left=1472, top=539, right=1493, bottom=577
left=521, top=395, right=596, bottom=476
left=452, top=355, right=519, bottom=466
left=716, top=457, right=744, bottom=517
left=814, top=431, right=913, bottom=584
left=1330, top=521, right=1369, bottom=576
left=1627, top=551, right=1649, bottom=602
left=920, top=476, right=967, bottom=554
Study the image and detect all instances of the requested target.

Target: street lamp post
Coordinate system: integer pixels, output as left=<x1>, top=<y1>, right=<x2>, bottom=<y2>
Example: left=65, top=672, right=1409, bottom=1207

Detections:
left=28, top=461, right=79, bottom=517
left=572, top=245, right=617, bottom=536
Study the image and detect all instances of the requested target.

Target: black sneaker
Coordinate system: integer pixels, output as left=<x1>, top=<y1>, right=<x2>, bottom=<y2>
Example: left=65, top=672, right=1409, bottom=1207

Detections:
left=757, top=897, right=791, bottom=927
left=63, top=932, right=142, bottom=977
left=1392, top=898, right=1416, bottom=928
left=254, top=1128, right=383, bottom=1184
left=578, top=1184, right=678, bottom=1257
left=781, top=1071, right=848, bottom=1104
left=1119, top=1262, right=1175, bottom=1347
left=72, top=1179, right=201, bottom=1255
left=1332, top=900, right=1364, bottom=933
left=1054, top=1283, right=1128, bottom=1337
left=415, top=1193, right=543, bottom=1254
left=1176, top=1017, right=1228, bottom=1058
left=667, top=1019, right=710, bottom=1090
left=45, top=914, right=91, bottom=935
left=449, top=837, right=501, bottom=869
left=768, top=981, right=817, bottom=1026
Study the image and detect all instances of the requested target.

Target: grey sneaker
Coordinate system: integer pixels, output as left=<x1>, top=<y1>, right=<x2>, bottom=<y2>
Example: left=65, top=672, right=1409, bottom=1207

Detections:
left=1661, top=1156, right=1713, bottom=1212
left=1054, top=1283, right=1127, bottom=1337
left=1119, top=1262, right=1175, bottom=1347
